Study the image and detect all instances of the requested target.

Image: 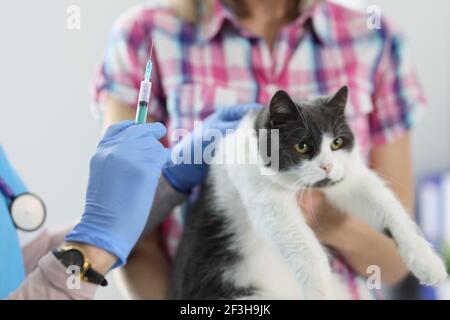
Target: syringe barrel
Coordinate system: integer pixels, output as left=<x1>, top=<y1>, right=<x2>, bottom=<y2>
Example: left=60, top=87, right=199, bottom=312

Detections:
left=138, top=80, right=152, bottom=103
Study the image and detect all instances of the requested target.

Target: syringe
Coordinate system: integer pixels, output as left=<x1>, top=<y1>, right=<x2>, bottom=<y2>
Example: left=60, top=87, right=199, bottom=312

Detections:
left=135, top=43, right=154, bottom=124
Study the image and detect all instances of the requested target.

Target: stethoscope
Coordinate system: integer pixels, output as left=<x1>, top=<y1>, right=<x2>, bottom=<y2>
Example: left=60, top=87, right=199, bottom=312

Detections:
left=0, top=176, right=46, bottom=232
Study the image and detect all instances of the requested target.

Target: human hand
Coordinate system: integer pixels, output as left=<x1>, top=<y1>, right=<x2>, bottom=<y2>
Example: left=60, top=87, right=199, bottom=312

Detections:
left=65, top=120, right=170, bottom=267
left=162, top=103, right=262, bottom=194
left=298, top=190, right=348, bottom=243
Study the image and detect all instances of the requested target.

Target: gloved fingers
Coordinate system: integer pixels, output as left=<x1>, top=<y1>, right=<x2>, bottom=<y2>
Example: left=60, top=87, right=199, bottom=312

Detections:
left=122, top=122, right=168, bottom=140
left=133, top=142, right=172, bottom=169
left=132, top=132, right=171, bottom=155
left=102, top=120, right=135, bottom=140
left=133, top=133, right=166, bottom=151
left=215, top=120, right=242, bottom=132
left=143, top=122, right=168, bottom=140
left=219, top=103, right=263, bottom=121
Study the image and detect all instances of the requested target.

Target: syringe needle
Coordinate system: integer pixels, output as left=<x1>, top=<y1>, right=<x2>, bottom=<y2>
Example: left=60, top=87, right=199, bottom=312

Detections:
left=149, top=41, right=154, bottom=58
left=144, top=41, right=154, bottom=81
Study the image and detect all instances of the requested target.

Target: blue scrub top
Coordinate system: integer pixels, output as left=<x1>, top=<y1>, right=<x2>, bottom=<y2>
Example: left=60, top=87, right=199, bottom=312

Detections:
left=0, top=145, right=26, bottom=299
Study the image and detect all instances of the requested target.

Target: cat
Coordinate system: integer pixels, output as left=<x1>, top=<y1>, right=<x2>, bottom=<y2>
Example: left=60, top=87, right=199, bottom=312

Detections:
left=169, top=86, right=447, bottom=299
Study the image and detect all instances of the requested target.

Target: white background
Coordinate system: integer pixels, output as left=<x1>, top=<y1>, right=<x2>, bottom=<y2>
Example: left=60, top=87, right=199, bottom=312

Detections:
left=0, top=0, right=449, bottom=299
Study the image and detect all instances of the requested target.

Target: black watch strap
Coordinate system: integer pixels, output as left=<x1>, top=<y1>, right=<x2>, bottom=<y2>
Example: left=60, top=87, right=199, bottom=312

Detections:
left=83, top=267, right=108, bottom=287
left=53, top=246, right=108, bottom=287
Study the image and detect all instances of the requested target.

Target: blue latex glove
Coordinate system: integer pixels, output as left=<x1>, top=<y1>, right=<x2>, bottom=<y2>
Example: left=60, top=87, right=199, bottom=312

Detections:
left=163, top=103, right=262, bottom=194
left=65, top=121, right=170, bottom=266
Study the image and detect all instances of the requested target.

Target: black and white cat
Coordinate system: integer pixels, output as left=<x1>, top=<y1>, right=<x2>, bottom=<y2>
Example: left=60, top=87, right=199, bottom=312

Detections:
left=170, top=86, right=447, bottom=299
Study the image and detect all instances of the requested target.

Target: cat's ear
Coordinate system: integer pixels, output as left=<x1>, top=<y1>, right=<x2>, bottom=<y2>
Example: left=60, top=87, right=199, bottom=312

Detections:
left=327, top=86, right=348, bottom=112
left=269, top=90, right=297, bottom=116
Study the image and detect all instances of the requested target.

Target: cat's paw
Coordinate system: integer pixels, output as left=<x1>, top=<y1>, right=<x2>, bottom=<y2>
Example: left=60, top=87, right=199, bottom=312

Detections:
left=398, top=235, right=448, bottom=286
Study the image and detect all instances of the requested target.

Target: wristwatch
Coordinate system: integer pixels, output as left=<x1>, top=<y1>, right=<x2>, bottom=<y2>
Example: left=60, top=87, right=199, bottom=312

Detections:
left=53, top=244, right=108, bottom=287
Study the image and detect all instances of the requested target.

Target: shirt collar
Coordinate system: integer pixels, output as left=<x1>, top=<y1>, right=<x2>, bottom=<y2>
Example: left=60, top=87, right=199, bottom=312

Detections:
left=200, top=0, right=236, bottom=42
left=200, top=0, right=331, bottom=45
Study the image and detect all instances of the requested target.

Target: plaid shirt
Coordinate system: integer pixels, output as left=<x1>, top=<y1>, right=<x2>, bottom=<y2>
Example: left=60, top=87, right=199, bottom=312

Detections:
left=92, top=0, right=426, bottom=299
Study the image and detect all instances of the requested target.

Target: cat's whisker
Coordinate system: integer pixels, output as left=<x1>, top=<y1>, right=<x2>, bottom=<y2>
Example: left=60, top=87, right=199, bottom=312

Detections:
left=298, top=188, right=306, bottom=206
left=292, top=175, right=307, bottom=189
left=292, top=174, right=317, bottom=190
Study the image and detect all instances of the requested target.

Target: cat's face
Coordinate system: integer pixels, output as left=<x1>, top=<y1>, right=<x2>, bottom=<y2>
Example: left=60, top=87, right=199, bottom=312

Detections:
left=265, top=86, right=355, bottom=189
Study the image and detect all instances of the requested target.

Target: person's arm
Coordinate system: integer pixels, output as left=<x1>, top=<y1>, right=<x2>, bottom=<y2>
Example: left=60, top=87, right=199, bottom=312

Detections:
left=304, top=134, right=413, bottom=285
left=98, top=97, right=183, bottom=299
left=100, top=95, right=172, bottom=299
left=10, top=121, right=170, bottom=300
left=319, top=19, right=426, bottom=286
left=89, top=4, right=173, bottom=297
left=101, top=94, right=155, bottom=133
left=101, top=95, right=184, bottom=233
left=114, top=176, right=186, bottom=299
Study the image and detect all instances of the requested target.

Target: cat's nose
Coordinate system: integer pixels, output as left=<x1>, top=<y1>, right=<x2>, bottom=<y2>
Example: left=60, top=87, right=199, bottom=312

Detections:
left=320, top=163, right=333, bottom=175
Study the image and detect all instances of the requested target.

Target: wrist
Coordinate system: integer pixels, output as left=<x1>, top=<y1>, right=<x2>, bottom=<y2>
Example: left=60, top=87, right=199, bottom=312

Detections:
left=307, top=202, right=348, bottom=247
left=162, top=163, right=206, bottom=194
left=63, top=242, right=117, bottom=275
left=65, top=222, right=130, bottom=267
left=318, top=216, right=360, bottom=252
left=313, top=209, right=349, bottom=247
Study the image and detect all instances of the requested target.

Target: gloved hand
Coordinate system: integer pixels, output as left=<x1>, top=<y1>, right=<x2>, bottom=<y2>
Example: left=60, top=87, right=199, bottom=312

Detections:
left=65, top=120, right=170, bottom=266
left=163, top=103, right=262, bottom=194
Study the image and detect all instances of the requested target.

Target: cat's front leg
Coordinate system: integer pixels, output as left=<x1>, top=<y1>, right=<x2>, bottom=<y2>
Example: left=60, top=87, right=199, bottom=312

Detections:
left=241, top=188, right=336, bottom=299
left=326, top=168, right=447, bottom=286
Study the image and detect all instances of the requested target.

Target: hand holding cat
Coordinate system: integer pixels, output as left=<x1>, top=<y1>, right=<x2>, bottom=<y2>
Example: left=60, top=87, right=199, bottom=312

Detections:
left=163, top=103, right=262, bottom=194
left=298, top=190, right=348, bottom=244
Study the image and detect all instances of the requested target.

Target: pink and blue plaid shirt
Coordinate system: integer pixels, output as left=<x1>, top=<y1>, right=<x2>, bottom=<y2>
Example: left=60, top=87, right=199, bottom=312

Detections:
left=92, top=0, right=426, bottom=299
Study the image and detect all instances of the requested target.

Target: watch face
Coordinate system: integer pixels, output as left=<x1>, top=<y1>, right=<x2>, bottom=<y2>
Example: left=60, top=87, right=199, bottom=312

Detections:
left=60, top=249, right=84, bottom=269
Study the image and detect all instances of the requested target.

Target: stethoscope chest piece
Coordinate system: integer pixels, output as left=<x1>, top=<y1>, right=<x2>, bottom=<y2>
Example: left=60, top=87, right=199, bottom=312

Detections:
left=9, top=193, right=46, bottom=232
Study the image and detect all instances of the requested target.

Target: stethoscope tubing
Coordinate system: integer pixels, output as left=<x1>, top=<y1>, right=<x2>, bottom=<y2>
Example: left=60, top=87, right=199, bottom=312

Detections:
left=0, top=175, right=15, bottom=200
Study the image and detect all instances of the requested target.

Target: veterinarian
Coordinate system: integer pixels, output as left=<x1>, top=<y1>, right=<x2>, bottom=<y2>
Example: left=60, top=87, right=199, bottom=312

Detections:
left=93, top=0, right=424, bottom=299
left=1, top=103, right=257, bottom=299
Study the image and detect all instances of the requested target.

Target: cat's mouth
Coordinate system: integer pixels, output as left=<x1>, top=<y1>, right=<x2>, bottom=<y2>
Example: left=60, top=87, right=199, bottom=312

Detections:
left=308, top=177, right=344, bottom=188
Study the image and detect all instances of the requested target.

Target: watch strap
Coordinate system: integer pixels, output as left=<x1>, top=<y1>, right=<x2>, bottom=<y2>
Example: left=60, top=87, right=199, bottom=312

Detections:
left=53, top=246, right=108, bottom=287
left=84, top=266, right=108, bottom=287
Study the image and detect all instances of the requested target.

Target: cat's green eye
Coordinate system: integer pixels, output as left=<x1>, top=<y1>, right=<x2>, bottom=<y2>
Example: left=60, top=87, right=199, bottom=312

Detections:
left=331, top=137, right=344, bottom=151
left=294, top=143, right=310, bottom=154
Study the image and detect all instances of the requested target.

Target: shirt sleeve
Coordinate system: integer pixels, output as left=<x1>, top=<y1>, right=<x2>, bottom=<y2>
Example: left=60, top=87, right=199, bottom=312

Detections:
left=369, top=24, right=427, bottom=146
left=8, top=225, right=98, bottom=300
left=90, top=6, right=166, bottom=123
left=21, top=225, right=74, bottom=275
left=7, top=253, right=98, bottom=300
